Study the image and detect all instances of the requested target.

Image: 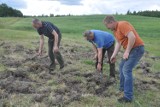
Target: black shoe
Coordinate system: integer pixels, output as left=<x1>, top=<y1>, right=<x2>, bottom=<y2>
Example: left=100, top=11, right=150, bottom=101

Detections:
left=60, top=65, right=64, bottom=70
left=49, top=65, right=56, bottom=72
left=49, top=67, right=56, bottom=74
left=118, top=97, right=132, bottom=103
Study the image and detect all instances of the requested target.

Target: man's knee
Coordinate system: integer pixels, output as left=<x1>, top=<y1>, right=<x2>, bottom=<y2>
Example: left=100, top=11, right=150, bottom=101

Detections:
left=122, top=67, right=132, bottom=78
left=119, top=61, right=124, bottom=71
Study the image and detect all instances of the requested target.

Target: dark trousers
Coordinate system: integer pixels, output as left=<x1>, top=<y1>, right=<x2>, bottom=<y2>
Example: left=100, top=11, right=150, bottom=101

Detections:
left=48, top=36, right=64, bottom=68
left=95, top=44, right=115, bottom=77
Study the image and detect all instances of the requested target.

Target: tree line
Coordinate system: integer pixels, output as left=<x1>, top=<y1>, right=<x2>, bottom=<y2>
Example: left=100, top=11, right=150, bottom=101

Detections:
left=0, top=3, right=23, bottom=17
left=127, top=10, right=160, bottom=18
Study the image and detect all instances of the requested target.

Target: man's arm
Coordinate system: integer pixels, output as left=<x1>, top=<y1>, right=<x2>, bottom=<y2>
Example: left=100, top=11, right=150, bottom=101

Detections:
left=97, top=48, right=103, bottom=63
left=38, top=35, right=44, bottom=56
left=52, top=30, right=59, bottom=52
left=112, top=40, right=121, bottom=57
left=125, top=31, right=136, bottom=53
left=97, top=48, right=103, bottom=71
left=92, top=43, right=98, bottom=54
left=123, top=31, right=136, bottom=59
left=110, top=40, right=121, bottom=63
left=91, top=43, right=98, bottom=59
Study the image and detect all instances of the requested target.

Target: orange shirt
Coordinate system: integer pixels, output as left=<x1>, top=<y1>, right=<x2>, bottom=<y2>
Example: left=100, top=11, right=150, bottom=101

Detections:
left=114, top=21, right=144, bottom=49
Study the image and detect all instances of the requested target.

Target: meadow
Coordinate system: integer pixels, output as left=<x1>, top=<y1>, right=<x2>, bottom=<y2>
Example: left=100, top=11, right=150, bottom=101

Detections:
left=0, top=15, right=160, bottom=107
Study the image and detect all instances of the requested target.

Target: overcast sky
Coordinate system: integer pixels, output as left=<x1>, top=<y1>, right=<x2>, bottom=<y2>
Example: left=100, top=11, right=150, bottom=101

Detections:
left=0, top=0, right=160, bottom=16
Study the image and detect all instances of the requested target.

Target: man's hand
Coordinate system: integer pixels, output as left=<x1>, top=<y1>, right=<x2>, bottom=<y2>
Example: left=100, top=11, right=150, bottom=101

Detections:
left=53, top=46, right=59, bottom=53
left=123, top=51, right=129, bottom=60
left=97, top=63, right=102, bottom=72
left=37, top=49, right=42, bottom=56
left=110, top=55, right=116, bottom=63
left=93, top=54, right=97, bottom=60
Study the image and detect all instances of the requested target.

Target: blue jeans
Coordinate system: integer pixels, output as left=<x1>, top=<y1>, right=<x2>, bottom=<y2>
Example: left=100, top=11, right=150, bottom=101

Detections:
left=119, top=46, right=144, bottom=100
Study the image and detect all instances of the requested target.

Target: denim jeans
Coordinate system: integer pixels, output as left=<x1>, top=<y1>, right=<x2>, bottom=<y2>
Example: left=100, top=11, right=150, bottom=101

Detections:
left=119, top=46, right=144, bottom=100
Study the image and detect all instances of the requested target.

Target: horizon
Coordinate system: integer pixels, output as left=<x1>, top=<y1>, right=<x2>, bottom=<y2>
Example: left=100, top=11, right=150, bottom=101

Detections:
left=0, top=0, right=160, bottom=16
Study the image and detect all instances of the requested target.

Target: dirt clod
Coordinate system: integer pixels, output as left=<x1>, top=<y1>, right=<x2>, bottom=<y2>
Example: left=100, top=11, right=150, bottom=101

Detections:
left=0, top=42, right=159, bottom=106
left=33, top=94, right=47, bottom=102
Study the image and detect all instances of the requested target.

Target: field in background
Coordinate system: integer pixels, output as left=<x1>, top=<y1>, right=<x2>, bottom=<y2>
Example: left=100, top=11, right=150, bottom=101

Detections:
left=0, top=15, right=160, bottom=107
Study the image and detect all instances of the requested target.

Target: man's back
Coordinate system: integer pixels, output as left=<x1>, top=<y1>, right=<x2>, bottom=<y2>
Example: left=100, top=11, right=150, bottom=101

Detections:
left=91, top=30, right=115, bottom=49
left=37, top=21, right=61, bottom=39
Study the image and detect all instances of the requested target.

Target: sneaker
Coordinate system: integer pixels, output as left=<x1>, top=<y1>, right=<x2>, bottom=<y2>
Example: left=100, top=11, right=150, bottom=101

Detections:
left=118, top=97, right=132, bottom=103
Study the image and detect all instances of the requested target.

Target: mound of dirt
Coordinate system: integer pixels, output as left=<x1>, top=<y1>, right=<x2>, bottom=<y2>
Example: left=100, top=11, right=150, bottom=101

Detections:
left=134, top=78, right=160, bottom=92
left=0, top=42, right=159, bottom=106
left=0, top=90, right=8, bottom=99
left=0, top=69, right=37, bottom=94
left=5, top=81, right=35, bottom=94
left=44, top=70, right=115, bottom=106
left=0, top=41, right=5, bottom=47
left=136, top=61, right=152, bottom=73
left=14, top=45, right=24, bottom=52
left=33, top=94, right=48, bottom=102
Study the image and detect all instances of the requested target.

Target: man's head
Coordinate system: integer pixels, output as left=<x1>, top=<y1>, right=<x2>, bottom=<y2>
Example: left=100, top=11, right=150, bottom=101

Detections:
left=32, top=18, right=42, bottom=29
left=83, top=30, right=94, bottom=41
left=103, top=15, right=117, bottom=31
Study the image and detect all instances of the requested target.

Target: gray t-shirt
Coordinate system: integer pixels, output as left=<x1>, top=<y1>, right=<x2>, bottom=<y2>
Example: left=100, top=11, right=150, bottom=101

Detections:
left=37, top=21, right=61, bottom=40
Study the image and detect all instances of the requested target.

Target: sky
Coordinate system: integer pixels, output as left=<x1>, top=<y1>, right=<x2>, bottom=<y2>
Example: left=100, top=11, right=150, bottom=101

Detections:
left=0, top=0, right=160, bottom=16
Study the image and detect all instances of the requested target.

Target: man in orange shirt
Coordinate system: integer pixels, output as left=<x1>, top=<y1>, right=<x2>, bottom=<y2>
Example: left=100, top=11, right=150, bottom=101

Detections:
left=104, top=15, right=144, bottom=103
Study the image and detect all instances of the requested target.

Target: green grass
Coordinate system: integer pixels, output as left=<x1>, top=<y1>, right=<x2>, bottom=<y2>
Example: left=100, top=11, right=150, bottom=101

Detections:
left=0, top=15, right=160, bottom=55
left=0, top=15, right=160, bottom=107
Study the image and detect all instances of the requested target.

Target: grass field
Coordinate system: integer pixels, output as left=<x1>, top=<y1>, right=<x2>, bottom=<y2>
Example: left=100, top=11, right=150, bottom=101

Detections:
left=0, top=15, right=160, bottom=107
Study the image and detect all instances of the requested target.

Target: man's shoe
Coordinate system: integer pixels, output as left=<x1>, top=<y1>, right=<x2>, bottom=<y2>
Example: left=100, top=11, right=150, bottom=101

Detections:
left=118, top=97, right=132, bottom=103
left=49, top=64, right=56, bottom=72
left=49, top=62, right=55, bottom=68
left=60, top=65, right=64, bottom=70
left=49, top=67, right=55, bottom=72
left=116, top=91, right=124, bottom=98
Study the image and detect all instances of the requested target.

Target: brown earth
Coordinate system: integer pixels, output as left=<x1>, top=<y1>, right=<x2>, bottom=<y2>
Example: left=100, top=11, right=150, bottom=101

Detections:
left=0, top=41, right=160, bottom=106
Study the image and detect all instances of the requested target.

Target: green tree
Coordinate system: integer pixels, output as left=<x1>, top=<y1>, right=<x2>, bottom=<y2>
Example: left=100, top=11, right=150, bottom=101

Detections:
left=0, top=3, right=23, bottom=17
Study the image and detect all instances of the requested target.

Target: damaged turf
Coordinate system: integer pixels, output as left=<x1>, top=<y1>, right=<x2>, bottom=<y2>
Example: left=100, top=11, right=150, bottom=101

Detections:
left=0, top=41, right=160, bottom=106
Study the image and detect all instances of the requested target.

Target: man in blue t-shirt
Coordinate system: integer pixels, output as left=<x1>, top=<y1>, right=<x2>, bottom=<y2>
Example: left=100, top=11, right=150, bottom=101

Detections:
left=83, top=30, right=115, bottom=78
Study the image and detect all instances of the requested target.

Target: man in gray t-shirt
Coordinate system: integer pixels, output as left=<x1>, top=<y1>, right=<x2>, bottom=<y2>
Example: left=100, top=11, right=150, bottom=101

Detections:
left=32, top=18, right=64, bottom=72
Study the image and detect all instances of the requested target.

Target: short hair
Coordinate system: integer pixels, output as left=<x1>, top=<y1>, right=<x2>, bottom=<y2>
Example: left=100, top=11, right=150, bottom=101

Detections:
left=32, top=18, right=41, bottom=24
left=103, top=15, right=116, bottom=24
left=83, top=30, right=92, bottom=37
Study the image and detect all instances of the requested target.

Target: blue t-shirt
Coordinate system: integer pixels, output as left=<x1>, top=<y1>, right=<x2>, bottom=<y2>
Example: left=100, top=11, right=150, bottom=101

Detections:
left=90, top=30, right=115, bottom=49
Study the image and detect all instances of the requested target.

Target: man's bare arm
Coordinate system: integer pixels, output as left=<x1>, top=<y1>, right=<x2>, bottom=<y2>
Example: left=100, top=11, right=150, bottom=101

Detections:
left=39, top=35, right=44, bottom=51
left=52, top=30, right=59, bottom=47
left=97, top=48, right=103, bottom=63
left=96, top=48, right=103, bottom=71
left=123, top=31, right=136, bottom=59
left=112, top=40, right=121, bottom=57
left=92, top=43, right=98, bottom=55
left=125, top=31, right=136, bottom=53
left=110, top=40, right=121, bottom=63
left=38, top=35, right=44, bottom=55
